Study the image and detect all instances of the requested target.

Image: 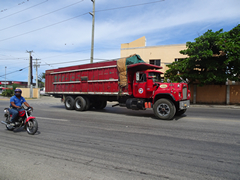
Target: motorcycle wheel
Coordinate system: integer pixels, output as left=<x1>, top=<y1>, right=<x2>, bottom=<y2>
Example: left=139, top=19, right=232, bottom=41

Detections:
left=26, top=119, right=38, bottom=135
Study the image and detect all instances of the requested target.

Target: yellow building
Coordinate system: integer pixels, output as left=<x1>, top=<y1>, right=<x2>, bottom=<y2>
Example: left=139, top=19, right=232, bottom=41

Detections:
left=121, top=36, right=187, bottom=73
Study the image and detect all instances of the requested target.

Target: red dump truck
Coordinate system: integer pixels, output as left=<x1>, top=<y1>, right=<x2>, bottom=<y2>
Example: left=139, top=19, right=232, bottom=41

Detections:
left=45, top=54, right=190, bottom=120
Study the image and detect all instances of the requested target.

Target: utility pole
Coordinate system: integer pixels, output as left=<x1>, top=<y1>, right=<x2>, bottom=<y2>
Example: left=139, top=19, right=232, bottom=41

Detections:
left=33, top=59, right=41, bottom=88
left=5, top=66, right=6, bottom=88
left=26, top=50, right=33, bottom=87
left=90, top=0, right=95, bottom=63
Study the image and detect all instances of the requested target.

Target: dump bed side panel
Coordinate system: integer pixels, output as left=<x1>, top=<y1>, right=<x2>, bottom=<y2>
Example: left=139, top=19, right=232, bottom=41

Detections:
left=45, top=60, right=129, bottom=95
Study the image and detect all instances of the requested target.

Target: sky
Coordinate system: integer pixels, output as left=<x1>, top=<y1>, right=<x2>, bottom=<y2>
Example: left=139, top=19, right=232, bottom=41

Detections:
left=0, top=0, right=239, bottom=82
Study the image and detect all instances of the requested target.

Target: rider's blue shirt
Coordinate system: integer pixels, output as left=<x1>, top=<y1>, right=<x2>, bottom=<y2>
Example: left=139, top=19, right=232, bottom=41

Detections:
left=10, top=95, right=26, bottom=107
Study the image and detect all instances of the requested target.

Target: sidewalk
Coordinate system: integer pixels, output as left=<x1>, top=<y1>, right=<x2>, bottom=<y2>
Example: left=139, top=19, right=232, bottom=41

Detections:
left=190, top=104, right=240, bottom=109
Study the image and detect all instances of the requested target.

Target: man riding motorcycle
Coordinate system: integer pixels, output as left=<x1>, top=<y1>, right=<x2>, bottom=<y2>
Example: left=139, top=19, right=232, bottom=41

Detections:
left=9, top=89, right=32, bottom=126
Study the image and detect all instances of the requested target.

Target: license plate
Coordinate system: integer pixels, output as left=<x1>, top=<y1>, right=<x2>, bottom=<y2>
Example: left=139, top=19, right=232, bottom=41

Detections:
left=179, top=100, right=190, bottom=109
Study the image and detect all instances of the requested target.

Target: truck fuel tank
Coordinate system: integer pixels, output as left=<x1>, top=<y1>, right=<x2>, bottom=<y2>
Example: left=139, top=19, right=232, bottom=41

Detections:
left=126, top=98, right=145, bottom=110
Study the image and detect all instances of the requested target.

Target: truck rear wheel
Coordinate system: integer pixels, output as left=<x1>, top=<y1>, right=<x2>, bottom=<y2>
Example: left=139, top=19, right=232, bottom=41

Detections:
left=74, top=96, right=86, bottom=111
left=65, top=96, right=75, bottom=110
left=84, top=96, right=91, bottom=110
left=153, top=99, right=176, bottom=120
left=93, top=101, right=107, bottom=110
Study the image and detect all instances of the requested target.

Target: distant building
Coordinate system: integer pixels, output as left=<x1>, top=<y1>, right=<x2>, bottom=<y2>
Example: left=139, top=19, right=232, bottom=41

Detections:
left=0, top=81, right=28, bottom=87
left=121, top=36, right=187, bottom=73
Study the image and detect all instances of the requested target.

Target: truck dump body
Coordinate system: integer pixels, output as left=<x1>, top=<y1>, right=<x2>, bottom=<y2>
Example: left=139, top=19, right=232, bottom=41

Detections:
left=45, top=54, right=147, bottom=96
left=45, top=60, right=124, bottom=95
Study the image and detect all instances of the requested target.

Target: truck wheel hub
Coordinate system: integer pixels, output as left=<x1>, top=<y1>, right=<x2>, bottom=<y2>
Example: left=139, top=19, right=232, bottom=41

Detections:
left=157, top=104, right=170, bottom=116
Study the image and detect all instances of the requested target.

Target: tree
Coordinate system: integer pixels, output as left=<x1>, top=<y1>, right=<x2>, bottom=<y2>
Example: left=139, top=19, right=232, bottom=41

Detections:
left=38, top=72, right=45, bottom=87
left=219, top=24, right=240, bottom=82
left=164, top=24, right=240, bottom=86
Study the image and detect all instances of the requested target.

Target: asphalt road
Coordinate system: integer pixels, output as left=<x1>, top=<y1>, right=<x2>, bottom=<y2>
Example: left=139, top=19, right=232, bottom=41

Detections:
left=0, top=96, right=239, bottom=180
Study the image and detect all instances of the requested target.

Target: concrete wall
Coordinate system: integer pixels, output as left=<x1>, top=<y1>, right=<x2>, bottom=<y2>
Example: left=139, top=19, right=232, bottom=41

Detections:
left=121, top=37, right=187, bottom=73
left=190, top=85, right=240, bottom=105
left=19, top=88, right=40, bottom=99
left=230, top=86, right=240, bottom=104
left=196, top=85, right=226, bottom=104
left=121, top=36, right=146, bottom=49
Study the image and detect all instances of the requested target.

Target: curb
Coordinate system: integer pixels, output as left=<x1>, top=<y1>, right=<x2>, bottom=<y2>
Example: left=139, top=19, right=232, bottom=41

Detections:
left=190, top=104, right=240, bottom=109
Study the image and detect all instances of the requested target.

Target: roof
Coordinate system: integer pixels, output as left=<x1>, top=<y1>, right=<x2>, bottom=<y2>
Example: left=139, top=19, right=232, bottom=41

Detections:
left=127, top=63, right=162, bottom=71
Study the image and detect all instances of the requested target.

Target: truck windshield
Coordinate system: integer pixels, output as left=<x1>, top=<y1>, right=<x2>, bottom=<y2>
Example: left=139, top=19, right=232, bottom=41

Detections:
left=148, top=72, right=162, bottom=82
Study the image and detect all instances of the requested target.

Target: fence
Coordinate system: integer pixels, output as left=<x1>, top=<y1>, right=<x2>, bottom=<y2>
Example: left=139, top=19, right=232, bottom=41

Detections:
left=189, top=85, right=240, bottom=105
left=20, top=87, right=40, bottom=99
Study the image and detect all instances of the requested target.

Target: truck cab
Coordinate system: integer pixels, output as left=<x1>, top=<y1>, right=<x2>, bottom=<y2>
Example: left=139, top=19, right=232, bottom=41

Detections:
left=127, top=63, right=190, bottom=120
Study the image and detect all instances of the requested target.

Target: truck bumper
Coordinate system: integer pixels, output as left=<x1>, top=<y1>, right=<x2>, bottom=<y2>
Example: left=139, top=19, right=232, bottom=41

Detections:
left=179, top=100, right=190, bottom=110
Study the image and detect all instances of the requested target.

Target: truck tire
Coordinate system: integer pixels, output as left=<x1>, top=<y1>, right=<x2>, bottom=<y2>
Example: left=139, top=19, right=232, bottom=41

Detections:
left=84, top=96, right=91, bottom=110
left=153, top=99, right=176, bottom=120
left=74, top=96, right=86, bottom=111
left=175, top=109, right=187, bottom=116
left=93, top=101, right=107, bottom=110
left=65, top=96, right=75, bottom=110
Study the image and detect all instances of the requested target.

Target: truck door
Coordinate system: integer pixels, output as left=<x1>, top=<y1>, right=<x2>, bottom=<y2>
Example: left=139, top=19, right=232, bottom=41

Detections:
left=133, top=72, right=147, bottom=98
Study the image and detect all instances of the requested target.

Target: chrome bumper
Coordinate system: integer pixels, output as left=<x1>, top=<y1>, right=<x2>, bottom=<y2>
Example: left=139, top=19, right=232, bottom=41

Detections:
left=179, top=100, right=190, bottom=109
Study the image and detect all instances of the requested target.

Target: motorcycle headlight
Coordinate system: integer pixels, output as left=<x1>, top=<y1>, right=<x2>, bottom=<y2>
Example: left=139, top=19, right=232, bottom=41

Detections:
left=4, top=109, right=9, bottom=117
left=27, top=108, right=33, bottom=114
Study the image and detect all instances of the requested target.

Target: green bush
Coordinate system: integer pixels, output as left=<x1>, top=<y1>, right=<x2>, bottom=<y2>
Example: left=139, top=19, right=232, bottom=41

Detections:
left=2, top=89, right=14, bottom=97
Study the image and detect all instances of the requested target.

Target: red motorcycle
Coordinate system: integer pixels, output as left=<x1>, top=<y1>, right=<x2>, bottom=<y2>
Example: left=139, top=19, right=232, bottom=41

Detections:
left=1, top=107, right=38, bottom=135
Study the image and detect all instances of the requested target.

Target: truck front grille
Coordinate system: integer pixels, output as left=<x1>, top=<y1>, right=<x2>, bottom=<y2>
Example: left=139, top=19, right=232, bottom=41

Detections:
left=182, top=87, right=187, bottom=99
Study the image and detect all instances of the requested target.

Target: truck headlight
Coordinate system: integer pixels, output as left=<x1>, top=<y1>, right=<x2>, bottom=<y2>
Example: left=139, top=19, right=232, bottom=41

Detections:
left=179, top=92, right=181, bottom=98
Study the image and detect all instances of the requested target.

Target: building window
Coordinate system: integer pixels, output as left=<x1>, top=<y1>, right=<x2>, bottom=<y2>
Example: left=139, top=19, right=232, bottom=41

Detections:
left=149, top=59, right=161, bottom=66
left=175, top=58, right=185, bottom=62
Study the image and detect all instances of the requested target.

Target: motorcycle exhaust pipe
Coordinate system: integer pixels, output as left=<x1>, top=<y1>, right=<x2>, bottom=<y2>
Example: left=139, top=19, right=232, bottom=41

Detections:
left=1, top=121, right=8, bottom=125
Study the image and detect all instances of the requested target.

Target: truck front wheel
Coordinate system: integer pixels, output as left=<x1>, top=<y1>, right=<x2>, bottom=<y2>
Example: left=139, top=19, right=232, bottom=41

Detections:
left=65, top=96, right=75, bottom=110
left=153, top=99, right=176, bottom=120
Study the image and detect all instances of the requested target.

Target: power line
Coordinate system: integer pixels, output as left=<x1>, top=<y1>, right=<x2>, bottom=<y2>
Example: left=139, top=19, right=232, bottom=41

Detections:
left=32, top=52, right=53, bottom=68
left=40, top=59, right=90, bottom=66
left=0, top=12, right=88, bottom=42
left=0, top=66, right=28, bottom=78
left=0, top=0, right=165, bottom=42
left=0, top=0, right=85, bottom=31
left=0, top=0, right=49, bottom=20
left=0, top=53, right=27, bottom=60
left=0, top=0, right=31, bottom=13
left=0, top=58, right=27, bottom=60
left=39, top=58, right=116, bottom=67
left=0, top=58, right=117, bottom=77
left=95, top=0, right=165, bottom=12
